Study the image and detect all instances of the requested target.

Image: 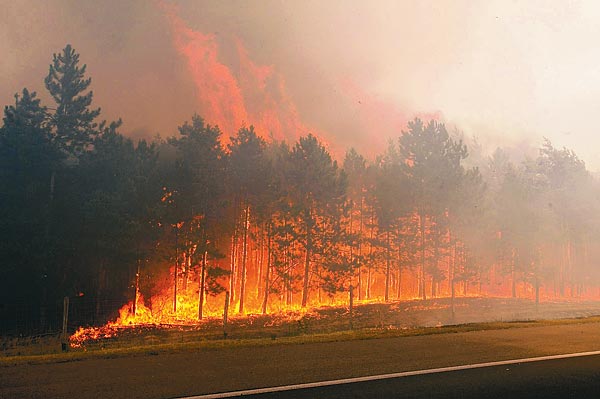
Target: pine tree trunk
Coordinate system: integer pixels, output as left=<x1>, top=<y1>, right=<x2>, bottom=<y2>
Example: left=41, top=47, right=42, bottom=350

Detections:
left=261, top=223, right=272, bottom=314
left=257, top=224, right=264, bottom=300
left=182, top=250, right=189, bottom=291
left=173, top=227, right=179, bottom=314
left=238, top=203, right=250, bottom=314
left=358, top=196, right=364, bottom=301
left=367, top=209, right=374, bottom=300
left=396, top=241, right=402, bottom=300
left=420, top=212, right=426, bottom=300
left=285, top=217, right=292, bottom=307
left=385, top=230, right=391, bottom=302
left=301, top=210, right=312, bottom=308
left=198, top=250, right=207, bottom=320
left=349, top=200, right=354, bottom=283
left=229, top=235, right=235, bottom=305
left=396, top=268, right=402, bottom=299
left=229, top=199, right=240, bottom=307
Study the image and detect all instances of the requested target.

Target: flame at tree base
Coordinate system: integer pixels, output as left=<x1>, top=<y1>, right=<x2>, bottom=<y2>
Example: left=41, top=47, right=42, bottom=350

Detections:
left=68, top=290, right=341, bottom=348
left=69, top=295, right=600, bottom=349
left=68, top=295, right=326, bottom=348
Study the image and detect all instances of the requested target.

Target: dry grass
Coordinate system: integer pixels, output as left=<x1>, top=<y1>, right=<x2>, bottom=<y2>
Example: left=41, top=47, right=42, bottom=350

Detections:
left=3, top=308, right=600, bottom=367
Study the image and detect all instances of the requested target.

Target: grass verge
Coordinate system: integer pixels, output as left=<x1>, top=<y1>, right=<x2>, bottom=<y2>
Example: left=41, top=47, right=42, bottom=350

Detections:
left=2, top=315, right=600, bottom=367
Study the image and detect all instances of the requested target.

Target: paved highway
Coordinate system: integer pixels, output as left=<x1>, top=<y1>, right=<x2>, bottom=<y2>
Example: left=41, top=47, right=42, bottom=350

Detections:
left=187, top=352, right=600, bottom=399
left=3, top=322, right=600, bottom=399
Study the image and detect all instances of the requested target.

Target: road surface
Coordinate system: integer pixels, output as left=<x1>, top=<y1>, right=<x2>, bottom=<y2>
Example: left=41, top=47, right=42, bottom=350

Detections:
left=2, top=322, right=600, bottom=399
left=185, top=352, right=600, bottom=399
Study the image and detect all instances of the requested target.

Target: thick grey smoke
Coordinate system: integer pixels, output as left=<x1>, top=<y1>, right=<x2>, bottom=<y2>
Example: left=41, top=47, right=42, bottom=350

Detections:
left=3, top=0, right=600, bottom=167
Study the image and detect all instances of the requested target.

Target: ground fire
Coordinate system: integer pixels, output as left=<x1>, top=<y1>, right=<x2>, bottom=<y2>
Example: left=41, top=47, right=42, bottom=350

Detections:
left=2, top=3, right=600, bottom=354
left=62, top=4, right=600, bottom=349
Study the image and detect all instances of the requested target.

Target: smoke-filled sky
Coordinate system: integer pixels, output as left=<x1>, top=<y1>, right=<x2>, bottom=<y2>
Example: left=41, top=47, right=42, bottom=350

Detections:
left=3, top=0, right=600, bottom=168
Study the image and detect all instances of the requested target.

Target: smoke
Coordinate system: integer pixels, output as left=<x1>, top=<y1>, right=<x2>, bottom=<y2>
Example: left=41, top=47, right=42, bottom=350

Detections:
left=3, top=0, right=600, bottom=166
left=0, top=0, right=440, bottom=158
left=162, top=2, right=318, bottom=144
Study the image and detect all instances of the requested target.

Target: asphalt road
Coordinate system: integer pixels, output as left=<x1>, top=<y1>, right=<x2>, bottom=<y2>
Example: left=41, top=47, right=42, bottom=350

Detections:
left=203, top=354, right=600, bottom=399
left=3, top=322, right=600, bottom=399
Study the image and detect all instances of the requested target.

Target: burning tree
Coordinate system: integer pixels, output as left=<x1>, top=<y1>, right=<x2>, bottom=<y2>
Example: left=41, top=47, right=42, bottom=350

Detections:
left=228, top=126, right=271, bottom=314
left=162, top=115, right=229, bottom=320
left=6, top=43, right=600, bottom=347
left=285, top=134, right=347, bottom=307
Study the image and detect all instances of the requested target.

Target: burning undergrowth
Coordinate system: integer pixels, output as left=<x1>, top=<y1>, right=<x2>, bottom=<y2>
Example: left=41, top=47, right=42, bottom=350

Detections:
left=69, top=297, right=600, bottom=350
left=70, top=306, right=325, bottom=349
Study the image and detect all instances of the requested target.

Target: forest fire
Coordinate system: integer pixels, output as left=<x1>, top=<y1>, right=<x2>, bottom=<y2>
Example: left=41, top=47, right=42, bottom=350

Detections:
left=63, top=7, right=600, bottom=349
left=69, top=262, right=353, bottom=348
left=162, top=2, right=322, bottom=146
left=3, top=1, right=600, bottom=359
left=7, top=2, right=600, bottom=398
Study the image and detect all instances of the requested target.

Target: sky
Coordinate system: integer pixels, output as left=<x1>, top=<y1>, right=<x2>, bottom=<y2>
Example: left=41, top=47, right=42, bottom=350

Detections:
left=2, top=0, right=600, bottom=168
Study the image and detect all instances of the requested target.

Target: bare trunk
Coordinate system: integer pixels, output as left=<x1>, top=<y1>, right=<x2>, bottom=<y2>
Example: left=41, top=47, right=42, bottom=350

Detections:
left=238, top=203, right=250, bottom=314
left=367, top=209, right=374, bottom=300
left=397, top=226, right=402, bottom=300
left=420, top=212, right=426, bottom=300
left=256, top=224, right=264, bottom=300
left=358, top=196, right=364, bottom=300
left=198, top=250, right=207, bottom=320
left=384, top=230, right=391, bottom=302
left=181, top=251, right=188, bottom=291
left=349, top=201, right=354, bottom=280
left=229, top=199, right=240, bottom=307
left=229, top=234, right=237, bottom=306
left=397, top=264, right=402, bottom=300
left=261, top=223, right=272, bottom=314
left=301, top=210, right=312, bottom=308
left=285, top=217, right=292, bottom=306
left=173, top=227, right=179, bottom=314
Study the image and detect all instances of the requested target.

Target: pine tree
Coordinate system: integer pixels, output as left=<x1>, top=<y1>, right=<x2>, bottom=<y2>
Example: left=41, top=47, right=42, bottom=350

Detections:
left=0, top=88, right=60, bottom=328
left=228, top=126, right=269, bottom=313
left=45, top=44, right=101, bottom=157
left=399, top=119, right=468, bottom=300
left=286, top=134, right=346, bottom=307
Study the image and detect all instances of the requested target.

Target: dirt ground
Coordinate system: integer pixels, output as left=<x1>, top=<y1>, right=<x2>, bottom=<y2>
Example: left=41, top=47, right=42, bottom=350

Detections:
left=3, top=321, right=600, bottom=399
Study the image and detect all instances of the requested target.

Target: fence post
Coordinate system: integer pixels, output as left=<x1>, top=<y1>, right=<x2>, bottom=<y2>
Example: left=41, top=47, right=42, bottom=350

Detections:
left=61, top=296, right=69, bottom=351
left=223, top=291, right=229, bottom=339
left=349, top=285, right=354, bottom=330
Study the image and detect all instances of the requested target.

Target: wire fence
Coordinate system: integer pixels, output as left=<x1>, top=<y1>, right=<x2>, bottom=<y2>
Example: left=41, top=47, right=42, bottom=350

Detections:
left=0, top=297, right=126, bottom=336
left=0, top=296, right=127, bottom=356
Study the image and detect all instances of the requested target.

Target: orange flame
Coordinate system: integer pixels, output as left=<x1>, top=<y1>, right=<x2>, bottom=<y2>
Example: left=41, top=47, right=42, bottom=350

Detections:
left=162, top=3, right=322, bottom=145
